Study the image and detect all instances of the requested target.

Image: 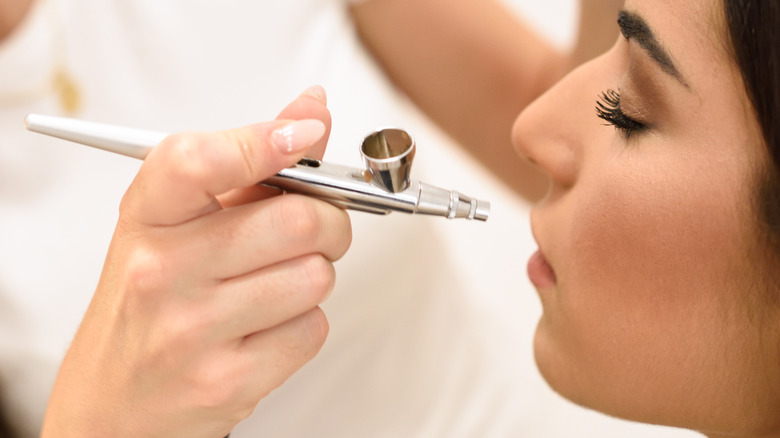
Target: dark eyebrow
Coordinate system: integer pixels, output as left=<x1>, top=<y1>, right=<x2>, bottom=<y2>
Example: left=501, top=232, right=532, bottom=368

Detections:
left=617, top=10, right=689, bottom=88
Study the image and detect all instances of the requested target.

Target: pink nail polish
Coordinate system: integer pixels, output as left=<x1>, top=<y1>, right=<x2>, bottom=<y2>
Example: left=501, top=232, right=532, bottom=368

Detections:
left=302, top=85, right=327, bottom=104
left=271, top=119, right=326, bottom=153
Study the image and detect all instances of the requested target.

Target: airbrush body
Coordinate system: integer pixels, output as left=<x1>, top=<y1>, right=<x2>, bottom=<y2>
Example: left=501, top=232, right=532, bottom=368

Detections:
left=24, top=114, right=490, bottom=221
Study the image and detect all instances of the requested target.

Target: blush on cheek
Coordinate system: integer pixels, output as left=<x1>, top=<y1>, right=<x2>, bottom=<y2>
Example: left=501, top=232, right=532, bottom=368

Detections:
left=567, top=174, right=748, bottom=326
left=541, top=169, right=755, bottom=424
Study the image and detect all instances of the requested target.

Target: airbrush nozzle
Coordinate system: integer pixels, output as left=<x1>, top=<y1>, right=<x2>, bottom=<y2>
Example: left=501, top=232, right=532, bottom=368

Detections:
left=416, top=183, right=491, bottom=221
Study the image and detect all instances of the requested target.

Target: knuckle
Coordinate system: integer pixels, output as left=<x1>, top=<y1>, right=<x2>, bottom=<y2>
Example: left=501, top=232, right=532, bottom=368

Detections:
left=267, top=196, right=353, bottom=261
left=274, top=309, right=329, bottom=366
left=135, top=318, right=194, bottom=375
left=164, top=130, right=261, bottom=191
left=166, top=307, right=215, bottom=346
left=303, top=307, right=329, bottom=347
left=273, top=195, right=323, bottom=242
left=221, top=130, right=257, bottom=182
left=161, top=132, right=211, bottom=186
left=299, top=254, right=336, bottom=301
left=121, top=244, right=171, bottom=300
left=114, top=207, right=137, bottom=235
left=191, top=365, right=239, bottom=410
left=188, top=360, right=258, bottom=422
left=332, top=209, right=353, bottom=259
left=232, top=404, right=257, bottom=423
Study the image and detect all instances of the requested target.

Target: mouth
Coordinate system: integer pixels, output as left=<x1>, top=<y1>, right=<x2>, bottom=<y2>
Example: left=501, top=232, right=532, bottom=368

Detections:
left=527, top=249, right=557, bottom=289
left=528, top=220, right=557, bottom=290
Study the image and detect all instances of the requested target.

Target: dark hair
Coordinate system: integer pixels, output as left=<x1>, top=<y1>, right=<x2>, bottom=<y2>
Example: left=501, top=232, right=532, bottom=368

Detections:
left=723, top=0, right=780, bottom=248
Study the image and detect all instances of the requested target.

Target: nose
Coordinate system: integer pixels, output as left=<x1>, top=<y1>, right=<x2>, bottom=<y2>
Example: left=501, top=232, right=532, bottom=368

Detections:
left=511, top=51, right=619, bottom=195
left=511, top=74, right=583, bottom=192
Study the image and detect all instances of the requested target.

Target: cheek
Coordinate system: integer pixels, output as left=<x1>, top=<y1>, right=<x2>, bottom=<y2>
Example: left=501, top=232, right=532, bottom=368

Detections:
left=567, top=153, right=748, bottom=320
left=535, top=148, right=754, bottom=420
left=571, top=169, right=722, bottom=311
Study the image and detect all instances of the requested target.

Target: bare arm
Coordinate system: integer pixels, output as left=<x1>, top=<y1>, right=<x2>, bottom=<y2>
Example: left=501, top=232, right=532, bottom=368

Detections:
left=0, top=0, right=34, bottom=41
left=351, top=0, right=622, bottom=202
left=572, top=0, right=625, bottom=66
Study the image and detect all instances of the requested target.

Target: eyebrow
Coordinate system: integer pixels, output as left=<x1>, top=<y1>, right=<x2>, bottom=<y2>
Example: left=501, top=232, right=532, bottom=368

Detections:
left=617, top=10, right=689, bottom=88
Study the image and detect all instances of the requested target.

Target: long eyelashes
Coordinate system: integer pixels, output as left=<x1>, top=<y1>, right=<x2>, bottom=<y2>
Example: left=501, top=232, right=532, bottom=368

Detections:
left=595, top=89, right=647, bottom=139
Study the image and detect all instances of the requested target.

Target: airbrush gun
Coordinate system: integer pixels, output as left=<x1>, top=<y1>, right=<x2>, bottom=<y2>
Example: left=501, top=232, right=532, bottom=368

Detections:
left=24, top=114, right=490, bottom=221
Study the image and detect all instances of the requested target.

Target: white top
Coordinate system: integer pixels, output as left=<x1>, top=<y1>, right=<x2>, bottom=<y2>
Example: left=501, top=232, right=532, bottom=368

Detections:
left=0, top=1, right=697, bottom=437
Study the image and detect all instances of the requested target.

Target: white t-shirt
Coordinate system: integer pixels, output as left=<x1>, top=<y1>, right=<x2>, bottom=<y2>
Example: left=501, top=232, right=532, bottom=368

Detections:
left=0, top=1, right=698, bottom=437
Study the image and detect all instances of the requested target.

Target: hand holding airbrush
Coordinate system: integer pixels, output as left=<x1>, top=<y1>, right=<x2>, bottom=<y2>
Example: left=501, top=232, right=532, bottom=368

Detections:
left=24, top=114, right=490, bottom=221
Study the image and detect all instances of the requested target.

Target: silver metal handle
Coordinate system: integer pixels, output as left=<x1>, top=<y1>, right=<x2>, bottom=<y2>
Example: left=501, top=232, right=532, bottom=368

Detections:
left=24, top=114, right=490, bottom=221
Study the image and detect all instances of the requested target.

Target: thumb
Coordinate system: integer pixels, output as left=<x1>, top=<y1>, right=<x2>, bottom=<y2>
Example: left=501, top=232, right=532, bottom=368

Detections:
left=120, top=118, right=326, bottom=227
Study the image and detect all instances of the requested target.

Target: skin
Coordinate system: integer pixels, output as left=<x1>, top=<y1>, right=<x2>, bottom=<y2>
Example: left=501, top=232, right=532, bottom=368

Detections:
left=41, top=87, right=353, bottom=438
left=0, top=0, right=33, bottom=41
left=354, top=1, right=780, bottom=432
left=3, top=3, right=351, bottom=436
left=351, top=0, right=624, bottom=202
left=17, top=0, right=777, bottom=436
left=513, top=0, right=780, bottom=436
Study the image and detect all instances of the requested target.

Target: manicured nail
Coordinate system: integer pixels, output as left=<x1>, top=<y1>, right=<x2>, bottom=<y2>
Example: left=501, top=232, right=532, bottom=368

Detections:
left=301, top=85, right=327, bottom=105
left=271, top=119, right=326, bottom=153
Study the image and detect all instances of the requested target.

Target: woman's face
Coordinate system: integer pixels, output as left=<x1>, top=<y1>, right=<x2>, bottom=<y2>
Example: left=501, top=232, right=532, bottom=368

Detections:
left=514, top=0, right=780, bottom=434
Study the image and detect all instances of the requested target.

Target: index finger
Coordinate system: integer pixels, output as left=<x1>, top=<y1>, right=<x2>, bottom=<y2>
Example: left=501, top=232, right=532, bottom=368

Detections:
left=120, top=118, right=326, bottom=227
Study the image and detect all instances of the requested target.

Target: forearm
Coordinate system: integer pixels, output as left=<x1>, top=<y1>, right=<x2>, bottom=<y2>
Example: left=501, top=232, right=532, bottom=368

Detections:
left=351, top=0, right=623, bottom=202
left=351, top=0, right=558, bottom=201
left=571, top=0, right=624, bottom=66
left=0, top=0, right=34, bottom=41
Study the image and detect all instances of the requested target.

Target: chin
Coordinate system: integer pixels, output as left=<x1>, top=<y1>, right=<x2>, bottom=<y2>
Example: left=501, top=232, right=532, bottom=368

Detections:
left=531, top=320, right=594, bottom=409
left=531, top=318, right=683, bottom=430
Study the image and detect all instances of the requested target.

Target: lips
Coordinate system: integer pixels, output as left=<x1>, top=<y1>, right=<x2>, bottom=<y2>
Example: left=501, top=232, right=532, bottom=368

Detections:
left=527, top=249, right=557, bottom=289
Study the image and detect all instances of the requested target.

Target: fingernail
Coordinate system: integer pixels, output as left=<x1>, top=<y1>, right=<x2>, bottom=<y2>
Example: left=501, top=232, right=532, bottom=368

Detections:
left=271, top=119, right=326, bottom=154
left=301, top=85, right=327, bottom=105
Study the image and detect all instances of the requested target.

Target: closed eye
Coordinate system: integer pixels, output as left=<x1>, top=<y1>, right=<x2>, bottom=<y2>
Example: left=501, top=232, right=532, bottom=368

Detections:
left=596, top=89, right=648, bottom=140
